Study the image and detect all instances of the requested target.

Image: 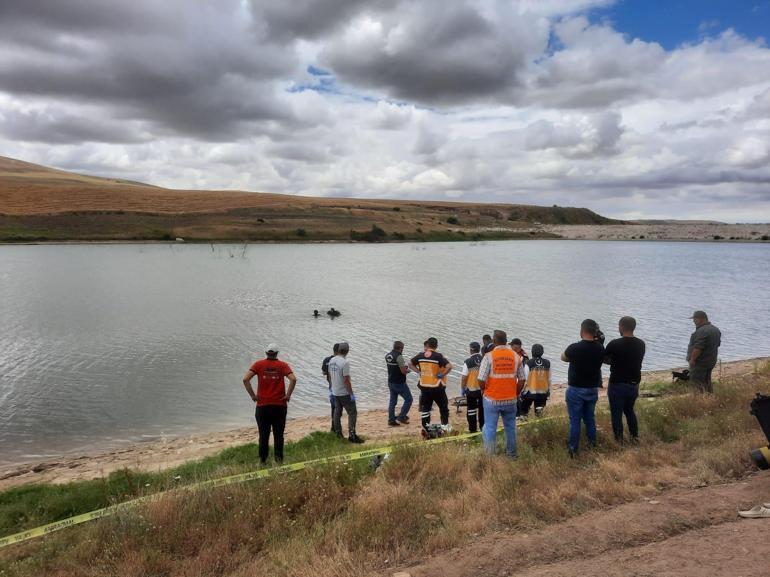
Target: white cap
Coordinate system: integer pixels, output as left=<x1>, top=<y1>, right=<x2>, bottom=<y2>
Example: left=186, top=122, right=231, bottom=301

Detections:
left=265, top=343, right=279, bottom=354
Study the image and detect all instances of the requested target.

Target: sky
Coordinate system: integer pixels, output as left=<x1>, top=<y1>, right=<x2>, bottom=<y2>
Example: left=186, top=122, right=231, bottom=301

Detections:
left=0, top=0, right=769, bottom=221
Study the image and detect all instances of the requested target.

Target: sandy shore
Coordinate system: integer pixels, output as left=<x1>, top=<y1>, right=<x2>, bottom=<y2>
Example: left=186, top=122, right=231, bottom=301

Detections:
left=543, top=222, right=770, bottom=241
left=1, top=357, right=766, bottom=490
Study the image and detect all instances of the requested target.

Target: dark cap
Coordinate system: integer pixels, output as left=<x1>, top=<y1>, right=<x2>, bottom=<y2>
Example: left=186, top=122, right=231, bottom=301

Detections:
left=690, top=310, right=708, bottom=320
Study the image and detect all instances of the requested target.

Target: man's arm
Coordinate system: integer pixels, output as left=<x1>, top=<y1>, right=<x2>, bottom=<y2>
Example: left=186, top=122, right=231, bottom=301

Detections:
left=688, top=347, right=702, bottom=365
left=284, top=372, right=297, bottom=401
left=561, top=352, right=570, bottom=362
left=242, top=370, right=257, bottom=402
left=398, top=355, right=409, bottom=375
left=343, top=375, right=353, bottom=395
left=477, top=355, right=490, bottom=390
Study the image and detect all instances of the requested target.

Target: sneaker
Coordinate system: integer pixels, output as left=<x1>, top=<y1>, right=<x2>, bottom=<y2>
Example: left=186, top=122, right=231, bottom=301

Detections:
left=388, top=420, right=400, bottom=427
left=534, top=407, right=544, bottom=417
left=396, top=416, right=410, bottom=424
left=568, top=445, right=577, bottom=458
left=349, top=434, right=365, bottom=444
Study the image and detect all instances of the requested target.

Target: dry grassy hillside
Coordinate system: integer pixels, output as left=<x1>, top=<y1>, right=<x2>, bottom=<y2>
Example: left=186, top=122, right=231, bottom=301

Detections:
left=0, top=155, right=617, bottom=242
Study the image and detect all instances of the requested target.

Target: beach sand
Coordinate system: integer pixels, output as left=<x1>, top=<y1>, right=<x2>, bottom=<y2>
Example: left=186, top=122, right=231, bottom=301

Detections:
left=1, top=357, right=766, bottom=490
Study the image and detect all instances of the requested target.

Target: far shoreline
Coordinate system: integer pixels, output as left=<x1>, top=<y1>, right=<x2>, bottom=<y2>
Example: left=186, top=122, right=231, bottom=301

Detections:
left=1, top=356, right=766, bottom=490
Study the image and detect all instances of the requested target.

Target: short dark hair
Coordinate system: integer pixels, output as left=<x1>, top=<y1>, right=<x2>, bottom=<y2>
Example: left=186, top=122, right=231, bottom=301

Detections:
left=333, top=343, right=340, bottom=354
left=581, top=319, right=599, bottom=336
left=619, top=316, right=636, bottom=332
left=493, top=330, right=507, bottom=345
left=426, top=337, right=438, bottom=349
left=511, top=338, right=522, bottom=346
left=338, top=342, right=349, bottom=355
left=470, top=341, right=480, bottom=352
left=482, top=334, right=492, bottom=342
left=393, top=340, right=404, bottom=350
left=532, top=343, right=544, bottom=357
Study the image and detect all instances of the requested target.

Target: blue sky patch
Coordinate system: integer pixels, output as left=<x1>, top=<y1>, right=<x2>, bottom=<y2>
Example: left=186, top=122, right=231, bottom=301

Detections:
left=592, top=0, right=770, bottom=49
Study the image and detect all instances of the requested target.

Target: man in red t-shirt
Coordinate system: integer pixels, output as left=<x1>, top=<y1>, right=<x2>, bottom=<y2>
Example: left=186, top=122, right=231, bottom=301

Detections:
left=242, top=343, right=297, bottom=465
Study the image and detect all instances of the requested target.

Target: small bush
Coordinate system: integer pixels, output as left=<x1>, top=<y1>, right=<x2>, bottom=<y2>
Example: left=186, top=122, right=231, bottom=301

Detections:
left=447, top=216, right=459, bottom=225
left=713, top=235, right=723, bottom=240
left=761, top=235, right=769, bottom=241
left=392, top=206, right=401, bottom=212
left=296, top=228, right=307, bottom=237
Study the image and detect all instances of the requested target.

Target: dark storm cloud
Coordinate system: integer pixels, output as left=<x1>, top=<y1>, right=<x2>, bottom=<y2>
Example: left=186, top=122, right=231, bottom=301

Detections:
left=0, top=107, right=148, bottom=144
left=0, top=0, right=297, bottom=140
left=317, top=0, right=547, bottom=105
left=250, top=0, right=373, bottom=41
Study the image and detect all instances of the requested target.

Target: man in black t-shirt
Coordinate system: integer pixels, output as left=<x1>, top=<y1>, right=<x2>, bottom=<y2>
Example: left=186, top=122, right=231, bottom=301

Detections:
left=561, top=319, right=605, bottom=456
left=604, top=316, right=646, bottom=443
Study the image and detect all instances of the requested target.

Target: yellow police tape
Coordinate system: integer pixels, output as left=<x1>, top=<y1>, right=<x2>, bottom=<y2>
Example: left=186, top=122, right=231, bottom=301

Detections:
left=0, top=417, right=556, bottom=549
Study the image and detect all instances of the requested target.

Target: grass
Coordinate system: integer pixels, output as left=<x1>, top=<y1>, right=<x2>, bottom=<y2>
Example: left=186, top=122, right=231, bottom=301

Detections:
left=1, top=366, right=768, bottom=577
left=0, top=432, right=365, bottom=539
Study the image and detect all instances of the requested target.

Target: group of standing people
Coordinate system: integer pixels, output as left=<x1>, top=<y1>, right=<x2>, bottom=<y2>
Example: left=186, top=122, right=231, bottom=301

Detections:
left=242, top=311, right=721, bottom=464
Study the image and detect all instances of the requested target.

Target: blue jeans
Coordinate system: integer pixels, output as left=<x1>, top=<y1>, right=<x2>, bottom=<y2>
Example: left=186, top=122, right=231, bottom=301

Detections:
left=566, top=386, right=599, bottom=452
left=482, top=397, right=518, bottom=457
left=388, top=382, right=413, bottom=422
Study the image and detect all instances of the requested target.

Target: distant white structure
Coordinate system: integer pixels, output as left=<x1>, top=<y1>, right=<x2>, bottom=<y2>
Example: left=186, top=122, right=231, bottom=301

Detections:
left=175, top=237, right=185, bottom=242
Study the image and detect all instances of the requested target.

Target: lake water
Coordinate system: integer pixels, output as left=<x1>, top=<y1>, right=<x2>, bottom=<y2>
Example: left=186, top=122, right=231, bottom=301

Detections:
left=1, top=240, right=769, bottom=465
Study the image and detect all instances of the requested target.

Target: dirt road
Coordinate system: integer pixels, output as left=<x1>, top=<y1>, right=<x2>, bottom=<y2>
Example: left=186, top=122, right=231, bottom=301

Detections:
left=392, top=471, right=770, bottom=577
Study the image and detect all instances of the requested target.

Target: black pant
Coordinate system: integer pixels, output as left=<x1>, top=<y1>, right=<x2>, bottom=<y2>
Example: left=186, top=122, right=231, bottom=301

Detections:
left=519, top=394, right=548, bottom=416
left=607, top=383, right=638, bottom=441
left=419, top=386, right=449, bottom=428
left=466, top=390, right=484, bottom=432
left=255, top=404, right=287, bottom=463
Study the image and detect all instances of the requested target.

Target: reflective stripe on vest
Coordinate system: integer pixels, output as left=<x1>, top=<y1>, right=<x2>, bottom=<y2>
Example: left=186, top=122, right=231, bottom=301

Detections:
left=485, top=348, right=519, bottom=401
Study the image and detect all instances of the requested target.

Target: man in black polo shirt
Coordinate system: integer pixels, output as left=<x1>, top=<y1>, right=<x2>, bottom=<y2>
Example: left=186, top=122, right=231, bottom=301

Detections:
left=604, top=316, right=646, bottom=443
left=561, top=319, right=605, bottom=457
left=385, top=340, right=412, bottom=426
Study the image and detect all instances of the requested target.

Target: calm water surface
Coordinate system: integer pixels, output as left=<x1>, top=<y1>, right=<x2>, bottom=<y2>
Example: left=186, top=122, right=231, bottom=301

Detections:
left=1, top=241, right=768, bottom=464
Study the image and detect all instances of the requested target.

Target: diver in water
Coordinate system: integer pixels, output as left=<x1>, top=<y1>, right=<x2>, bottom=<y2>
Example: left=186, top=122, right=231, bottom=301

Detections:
left=313, top=310, right=320, bottom=318
left=327, top=307, right=341, bottom=317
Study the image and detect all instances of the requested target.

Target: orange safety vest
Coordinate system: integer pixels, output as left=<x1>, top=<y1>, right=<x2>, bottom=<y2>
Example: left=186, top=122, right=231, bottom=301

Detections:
left=484, top=347, right=520, bottom=401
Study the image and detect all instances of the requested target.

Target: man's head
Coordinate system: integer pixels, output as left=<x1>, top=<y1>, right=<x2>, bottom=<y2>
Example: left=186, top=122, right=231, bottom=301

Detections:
left=337, top=342, right=350, bottom=356
left=531, top=343, right=544, bottom=358
left=426, top=337, right=438, bottom=350
left=580, top=319, right=599, bottom=341
left=482, top=334, right=492, bottom=344
left=510, top=337, right=522, bottom=351
left=265, top=343, right=279, bottom=359
left=469, top=341, right=480, bottom=354
left=493, top=330, right=507, bottom=345
left=393, top=340, right=404, bottom=352
left=691, top=310, right=708, bottom=327
left=333, top=342, right=340, bottom=354
left=619, top=316, right=636, bottom=335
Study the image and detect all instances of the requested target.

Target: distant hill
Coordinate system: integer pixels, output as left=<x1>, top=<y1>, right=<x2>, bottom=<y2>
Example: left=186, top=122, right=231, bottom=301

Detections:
left=0, top=155, right=620, bottom=242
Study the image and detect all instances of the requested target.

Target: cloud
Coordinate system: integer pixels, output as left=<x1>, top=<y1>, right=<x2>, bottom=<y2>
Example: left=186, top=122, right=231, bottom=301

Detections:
left=318, top=0, right=549, bottom=104
left=524, top=111, right=623, bottom=158
left=0, top=0, right=769, bottom=221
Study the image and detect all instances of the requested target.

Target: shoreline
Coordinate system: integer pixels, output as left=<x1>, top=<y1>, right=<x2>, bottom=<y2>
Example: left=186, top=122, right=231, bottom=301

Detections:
left=1, top=223, right=769, bottom=246
left=1, top=357, right=766, bottom=490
